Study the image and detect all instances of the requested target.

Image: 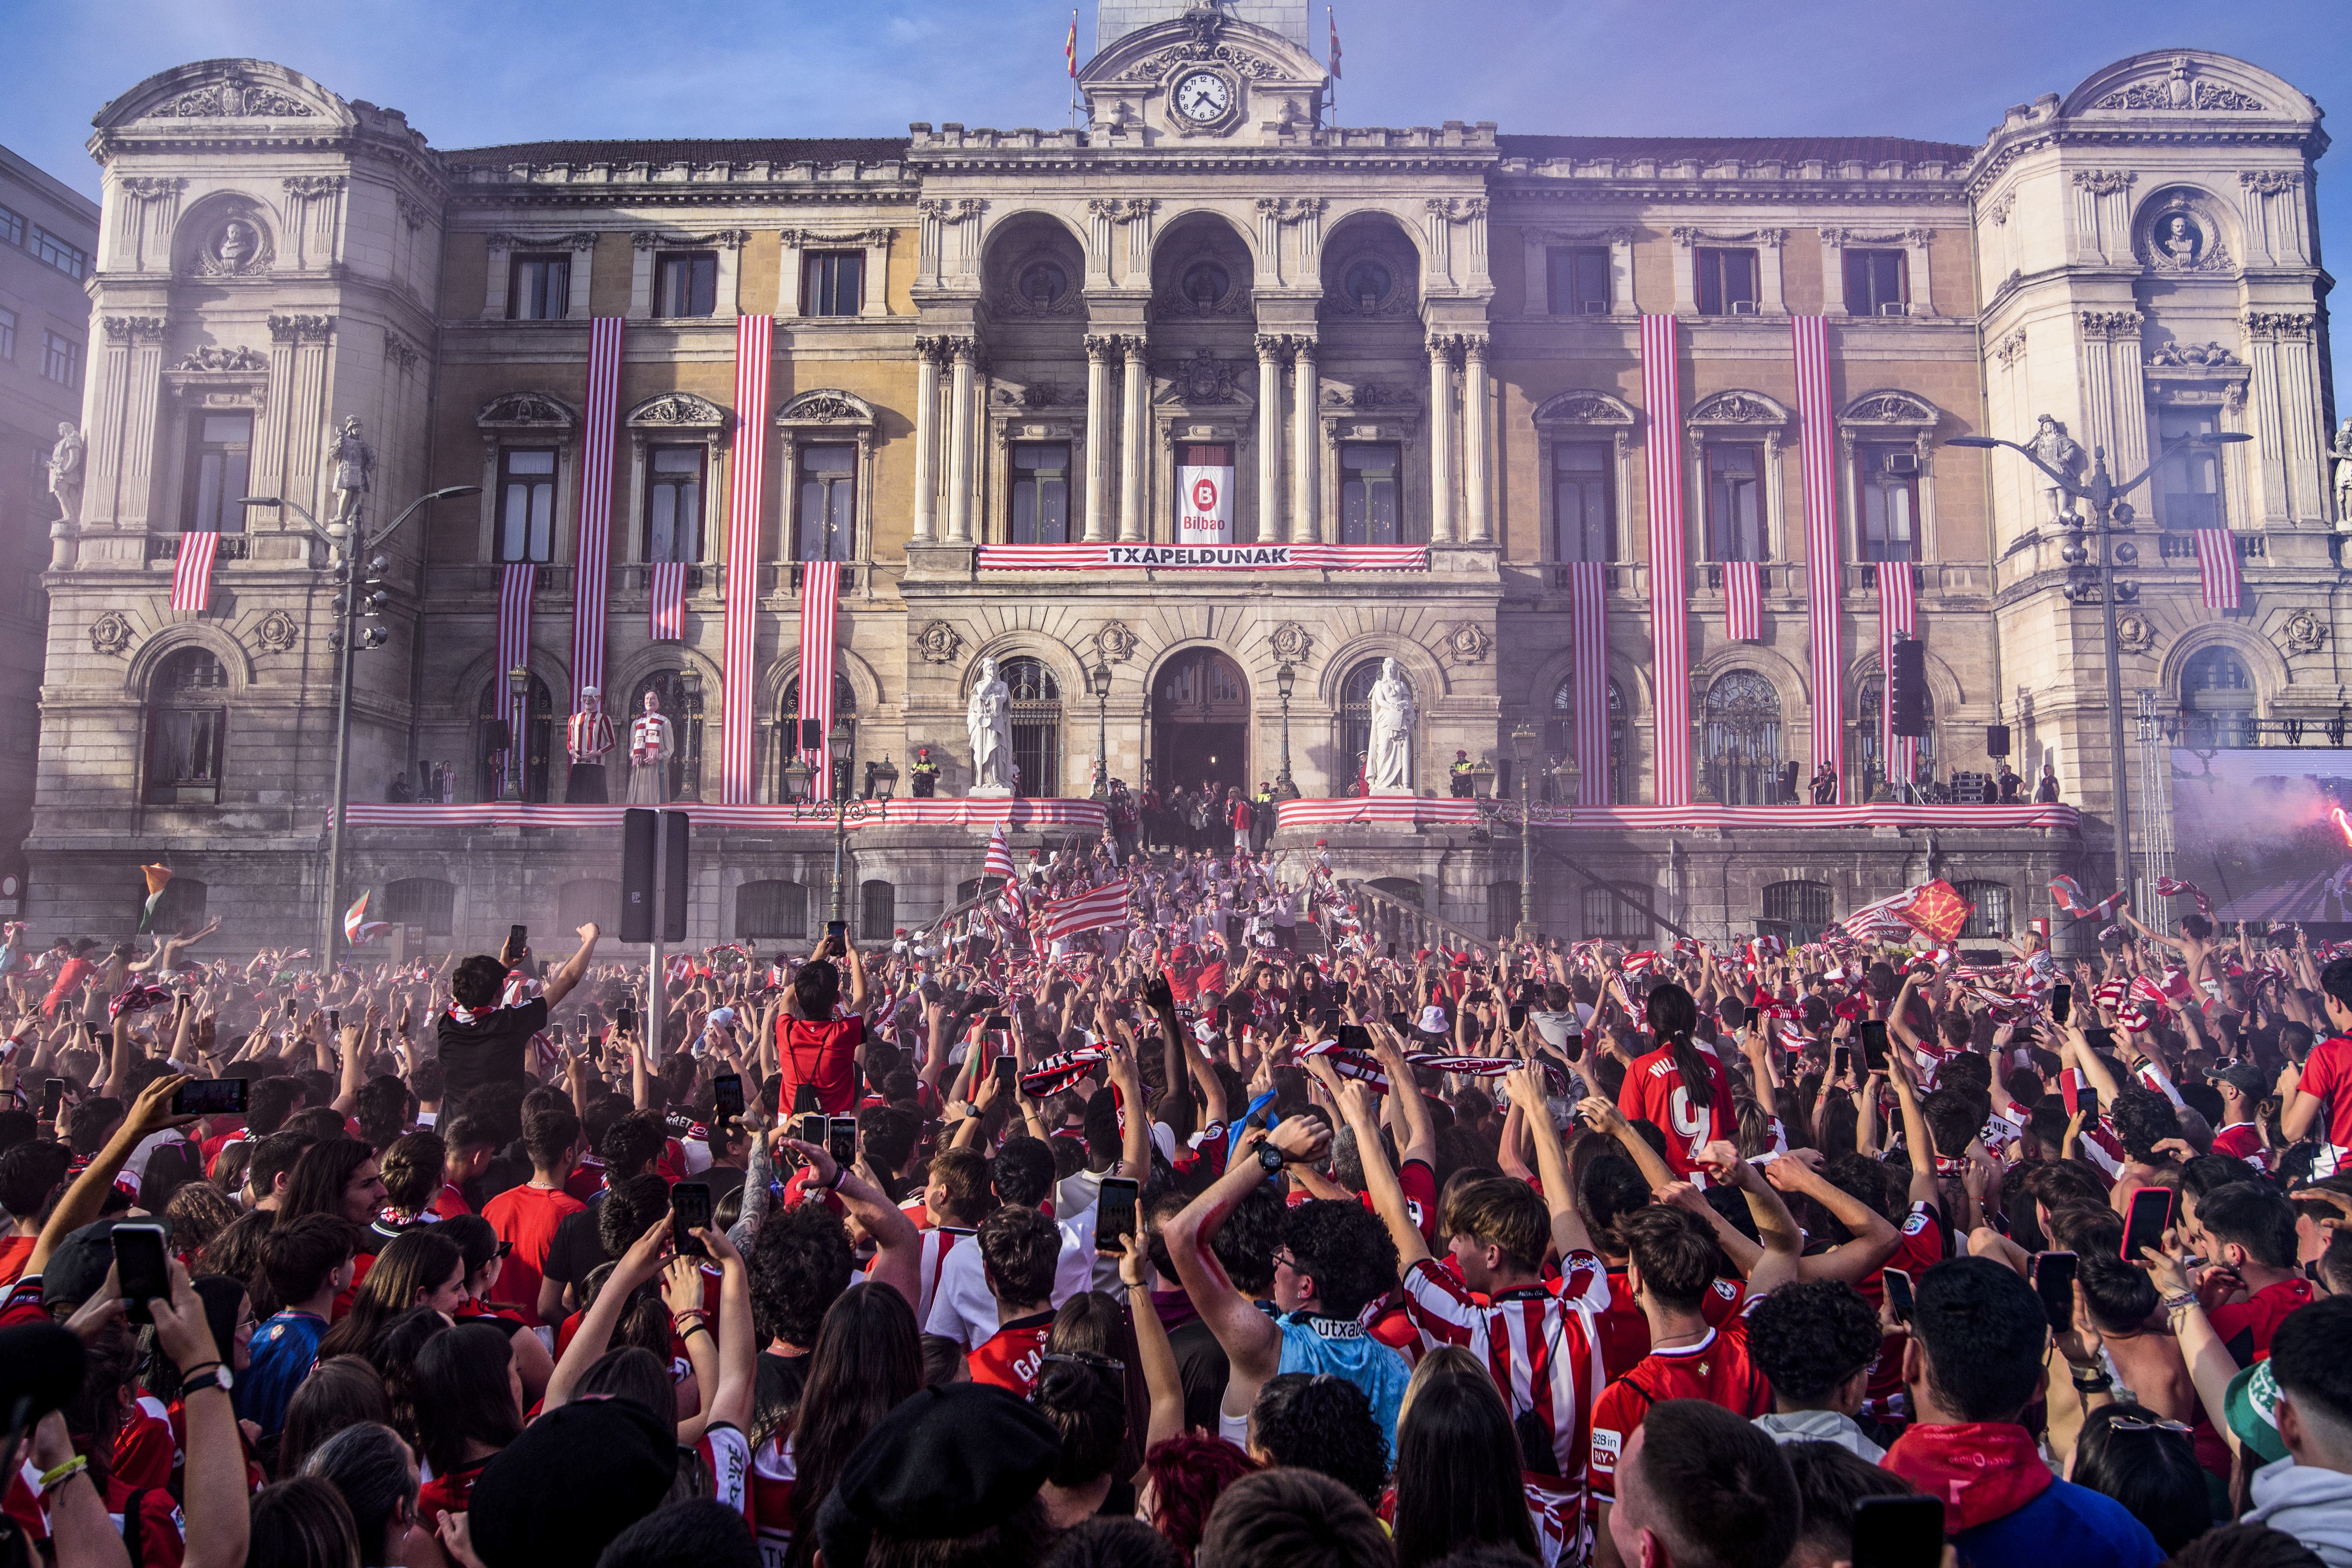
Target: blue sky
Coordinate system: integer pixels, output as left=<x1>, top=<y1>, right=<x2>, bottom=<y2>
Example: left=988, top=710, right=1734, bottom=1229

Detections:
left=6, top=1, right=2347, bottom=406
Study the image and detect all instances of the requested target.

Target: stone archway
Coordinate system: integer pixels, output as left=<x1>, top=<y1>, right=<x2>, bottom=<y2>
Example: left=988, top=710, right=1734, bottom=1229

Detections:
left=1151, top=648, right=1250, bottom=801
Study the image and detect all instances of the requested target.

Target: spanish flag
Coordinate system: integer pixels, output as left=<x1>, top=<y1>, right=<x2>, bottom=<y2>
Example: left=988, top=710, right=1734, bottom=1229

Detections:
left=139, top=864, right=173, bottom=930
left=1065, top=10, right=1078, bottom=77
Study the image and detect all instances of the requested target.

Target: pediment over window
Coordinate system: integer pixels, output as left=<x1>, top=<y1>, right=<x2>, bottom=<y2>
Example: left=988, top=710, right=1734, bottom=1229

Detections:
left=1532, top=390, right=1638, bottom=428
left=775, top=389, right=877, bottom=429
left=1687, top=390, right=1790, bottom=427
left=476, top=392, right=578, bottom=436
left=1838, top=390, right=1939, bottom=429
left=626, top=392, right=731, bottom=438
left=97, top=59, right=353, bottom=131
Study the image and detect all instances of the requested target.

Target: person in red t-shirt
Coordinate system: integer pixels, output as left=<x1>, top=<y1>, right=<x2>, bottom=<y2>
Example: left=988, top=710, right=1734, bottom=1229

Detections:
left=0, top=1141, right=68, bottom=1289
left=775, top=936, right=868, bottom=1115
left=480, top=1106, right=587, bottom=1327
left=2284, top=956, right=2352, bottom=1179
left=964, top=1204, right=1062, bottom=1397
left=1615, top=983, right=1736, bottom=1184
left=2194, top=1181, right=2313, bottom=1366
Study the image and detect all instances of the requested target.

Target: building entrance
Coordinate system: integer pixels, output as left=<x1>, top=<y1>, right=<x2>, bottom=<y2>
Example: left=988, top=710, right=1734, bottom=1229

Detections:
left=1151, top=650, right=1250, bottom=801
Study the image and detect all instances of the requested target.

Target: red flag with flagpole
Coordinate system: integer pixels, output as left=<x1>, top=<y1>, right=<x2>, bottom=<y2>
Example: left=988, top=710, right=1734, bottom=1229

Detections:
left=1328, top=6, right=1342, bottom=77
left=1066, top=10, right=1078, bottom=76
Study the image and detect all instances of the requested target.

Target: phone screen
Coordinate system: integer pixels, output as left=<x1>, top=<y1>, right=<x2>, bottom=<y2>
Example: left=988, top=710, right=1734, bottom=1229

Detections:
left=1562, top=1033, right=1584, bottom=1063
left=173, top=1079, right=249, bottom=1117
left=1882, top=1267, right=1915, bottom=1324
left=1095, top=1176, right=1140, bottom=1255
left=670, top=1181, right=712, bottom=1258
left=1850, top=1495, right=1946, bottom=1568
left=510, top=924, right=528, bottom=952
left=1832, top=1045, right=1852, bottom=1079
left=792, top=1111, right=828, bottom=1148
left=2123, top=1187, right=2175, bottom=1262
left=2051, top=984, right=2072, bottom=1025
left=40, top=1078, right=64, bottom=1120
left=616, top=1003, right=636, bottom=1035
left=328, top=1009, right=340, bottom=1032
left=1507, top=1003, right=1528, bottom=1032
left=2084, top=1025, right=2117, bottom=1055
left=827, top=1116, right=858, bottom=1168
left=1742, top=1004, right=1758, bottom=1030
left=1858, top=1020, right=1889, bottom=1073
left=712, top=1073, right=745, bottom=1120
left=112, top=1222, right=172, bottom=1326
left=576, top=1012, right=590, bottom=1036
left=1335, top=1023, right=1372, bottom=1054
left=2034, top=1251, right=2078, bottom=1334
left=993, top=1055, right=1019, bottom=1089
left=826, top=920, right=847, bottom=944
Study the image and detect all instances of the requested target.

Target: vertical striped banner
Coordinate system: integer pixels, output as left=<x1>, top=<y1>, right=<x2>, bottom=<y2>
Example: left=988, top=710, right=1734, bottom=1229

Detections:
left=2194, top=530, right=2241, bottom=609
left=569, top=317, right=625, bottom=706
left=1723, top=560, right=1761, bottom=641
left=1639, top=314, right=1690, bottom=805
left=1876, top=562, right=1918, bottom=793
left=496, top=564, right=537, bottom=792
left=798, top=562, right=840, bottom=802
left=721, top=314, right=772, bottom=804
left=1565, top=562, right=1610, bottom=807
left=170, top=531, right=219, bottom=614
left=648, top=562, right=687, bottom=641
left=1791, top=315, right=1845, bottom=802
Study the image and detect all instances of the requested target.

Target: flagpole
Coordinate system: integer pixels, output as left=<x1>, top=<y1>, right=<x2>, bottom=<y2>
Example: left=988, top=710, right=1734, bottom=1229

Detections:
left=1069, top=9, right=1080, bottom=132
left=1326, top=6, right=1338, bottom=127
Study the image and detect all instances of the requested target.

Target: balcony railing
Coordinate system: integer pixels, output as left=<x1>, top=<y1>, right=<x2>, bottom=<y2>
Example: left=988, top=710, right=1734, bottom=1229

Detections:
left=2155, top=531, right=2268, bottom=562
left=147, top=533, right=253, bottom=563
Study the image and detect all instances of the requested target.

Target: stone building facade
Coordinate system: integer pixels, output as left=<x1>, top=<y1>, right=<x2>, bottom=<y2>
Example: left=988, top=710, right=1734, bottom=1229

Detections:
left=26, top=18, right=2347, bottom=953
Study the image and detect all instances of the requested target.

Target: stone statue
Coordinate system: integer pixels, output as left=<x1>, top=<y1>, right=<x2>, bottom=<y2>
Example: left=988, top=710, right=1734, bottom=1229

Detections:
left=2334, top=420, right=2352, bottom=526
left=323, top=416, right=376, bottom=528
left=45, top=423, right=83, bottom=526
left=966, top=657, right=1015, bottom=796
left=1365, top=657, right=1417, bottom=794
left=2027, top=414, right=2085, bottom=525
left=626, top=689, right=674, bottom=805
left=219, top=220, right=257, bottom=271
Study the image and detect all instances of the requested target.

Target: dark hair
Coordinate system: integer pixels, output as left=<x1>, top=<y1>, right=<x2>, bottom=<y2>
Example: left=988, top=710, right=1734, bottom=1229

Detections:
left=1907, top=1256, right=2049, bottom=1422
left=450, top=955, right=508, bottom=1010
left=2320, top=955, right=2352, bottom=1015
left=1195, top=1468, right=1392, bottom=1568
left=247, top=1476, right=362, bottom=1568
left=354, top=1076, right=410, bottom=1149
left=1645, top=983, right=1713, bottom=1107
left=792, top=959, right=842, bottom=1018
left=277, top=1356, right=394, bottom=1482
left=1278, top=1199, right=1398, bottom=1322
left=0, top=1139, right=69, bottom=1219
left=598, top=1499, right=763, bottom=1568
left=1031, top=1352, right=1127, bottom=1488
left=601, top=1172, right=674, bottom=1263
left=2270, top=1294, right=2352, bottom=1430
left=523, top=1106, right=582, bottom=1169
left=65, top=1096, right=124, bottom=1157
left=1578, top=1153, right=1652, bottom=1254
left=2164, top=1525, right=2329, bottom=1568
left=1745, top=1280, right=1884, bottom=1403
left=1389, top=1374, right=1538, bottom=1568
left=1618, top=1205, right=1718, bottom=1312
left=977, top=1204, right=1062, bottom=1307
left=601, top=1109, right=671, bottom=1179
left=1040, top=1518, right=1183, bottom=1568
left=1919, top=1091, right=1983, bottom=1160
left=376, top=1132, right=445, bottom=1216
left=260, top=1214, right=360, bottom=1307
left=371, top=1307, right=447, bottom=1451
left=989, top=1136, right=1057, bottom=1208
left=439, top=1213, right=504, bottom=1278
left=1443, top=1178, right=1550, bottom=1274
left=1172, top=1180, right=1282, bottom=1299
left=319, top=1230, right=464, bottom=1362
left=782, top=1284, right=922, bottom=1562
left=2070, top=1402, right=2210, bottom=1553
left=2108, top=1087, right=2182, bottom=1164
left=2198, top=1181, right=2298, bottom=1271
left=859, top=1106, right=919, bottom=1175
left=249, top=1131, right=318, bottom=1203
left=412, top=1321, right=520, bottom=1475
left=1621, top=1400, right=1799, bottom=1568
left=2076, top=1251, right=2159, bottom=1335
left=1780, top=1441, right=1918, bottom=1568
left=749, top=1203, right=856, bottom=1353
left=578, top=1346, right=677, bottom=1424
left=250, top=1076, right=307, bottom=1136
left=281, top=1139, right=375, bottom=1225
left=1142, top=1435, right=1260, bottom=1562
left=303, top=1422, right=417, bottom=1568
left=1248, top=1373, right=1389, bottom=1508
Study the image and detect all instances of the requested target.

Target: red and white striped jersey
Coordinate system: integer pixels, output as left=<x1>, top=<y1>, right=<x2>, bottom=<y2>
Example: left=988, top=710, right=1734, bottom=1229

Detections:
left=1397, top=1254, right=1611, bottom=1484
left=696, top=1422, right=751, bottom=1526
left=899, top=1225, right=975, bottom=1328
left=749, top=1431, right=797, bottom=1568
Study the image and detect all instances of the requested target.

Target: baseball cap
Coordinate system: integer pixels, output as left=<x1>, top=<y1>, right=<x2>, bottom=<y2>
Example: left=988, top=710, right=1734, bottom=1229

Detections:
left=2224, top=1360, right=2291, bottom=1467
left=2209, top=1062, right=2269, bottom=1096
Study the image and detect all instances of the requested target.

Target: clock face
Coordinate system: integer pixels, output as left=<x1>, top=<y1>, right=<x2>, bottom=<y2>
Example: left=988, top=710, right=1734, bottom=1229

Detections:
left=1174, top=71, right=1230, bottom=122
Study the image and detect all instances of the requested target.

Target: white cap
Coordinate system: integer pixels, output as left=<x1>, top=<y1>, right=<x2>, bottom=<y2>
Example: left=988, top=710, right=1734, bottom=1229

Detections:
left=1417, top=1004, right=1449, bottom=1035
left=582, top=686, right=600, bottom=697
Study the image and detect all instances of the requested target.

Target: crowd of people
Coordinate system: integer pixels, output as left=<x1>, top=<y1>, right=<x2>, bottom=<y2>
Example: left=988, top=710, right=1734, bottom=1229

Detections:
left=3, top=867, right=2352, bottom=1568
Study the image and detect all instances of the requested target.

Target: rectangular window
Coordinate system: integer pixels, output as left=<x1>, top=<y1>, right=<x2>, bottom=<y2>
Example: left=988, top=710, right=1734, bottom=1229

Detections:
left=1547, top=247, right=1612, bottom=315
left=30, top=227, right=86, bottom=280
left=0, top=307, right=13, bottom=361
left=1857, top=443, right=1920, bottom=561
left=1697, top=247, right=1760, bottom=315
left=797, top=444, right=856, bottom=561
left=146, top=708, right=224, bottom=804
left=802, top=251, right=864, bottom=317
left=183, top=414, right=254, bottom=535
left=644, top=445, right=704, bottom=562
left=654, top=252, right=718, bottom=318
left=506, top=253, right=572, bottom=321
left=2157, top=406, right=2223, bottom=530
left=1844, top=248, right=1910, bottom=316
left=497, top=448, right=558, bottom=562
left=0, top=204, right=22, bottom=248
left=1552, top=440, right=1615, bottom=561
left=40, top=332, right=81, bottom=388
left=1010, top=442, right=1070, bottom=544
left=1707, top=443, right=1766, bottom=560
left=1339, top=442, right=1401, bottom=545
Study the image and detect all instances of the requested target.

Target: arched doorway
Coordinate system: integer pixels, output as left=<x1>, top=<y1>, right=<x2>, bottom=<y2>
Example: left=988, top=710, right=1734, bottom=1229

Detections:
left=1151, top=649, right=1249, bottom=800
left=476, top=673, right=553, bottom=802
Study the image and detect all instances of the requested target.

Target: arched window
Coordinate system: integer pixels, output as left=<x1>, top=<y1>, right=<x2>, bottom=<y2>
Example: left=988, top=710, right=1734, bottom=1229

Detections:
left=385, top=878, right=455, bottom=937
left=1545, top=676, right=1631, bottom=804
left=477, top=673, right=554, bottom=803
left=1854, top=662, right=1937, bottom=799
left=146, top=648, right=229, bottom=805
left=999, top=658, right=1060, bottom=799
left=629, top=670, right=708, bottom=803
left=1337, top=660, right=1408, bottom=795
left=2181, top=647, right=2257, bottom=747
left=859, top=879, right=895, bottom=942
left=1955, top=881, right=2012, bottom=940
left=1702, top=671, right=1783, bottom=805
left=778, top=672, right=855, bottom=801
left=1761, top=880, right=1831, bottom=945
left=736, top=880, right=809, bottom=940
left=558, top=878, right=622, bottom=933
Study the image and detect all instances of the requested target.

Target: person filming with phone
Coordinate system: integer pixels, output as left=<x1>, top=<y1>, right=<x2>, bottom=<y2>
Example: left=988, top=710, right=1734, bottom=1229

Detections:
left=776, top=927, right=868, bottom=1116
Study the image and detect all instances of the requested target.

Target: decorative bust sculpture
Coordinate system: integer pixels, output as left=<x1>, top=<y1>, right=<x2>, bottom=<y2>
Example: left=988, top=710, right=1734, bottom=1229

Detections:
left=966, top=657, right=1014, bottom=796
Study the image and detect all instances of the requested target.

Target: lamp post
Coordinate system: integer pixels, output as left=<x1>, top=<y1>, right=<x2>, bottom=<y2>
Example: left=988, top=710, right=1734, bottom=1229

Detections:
left=241, top=483, right=480, bottom=971
left=1274, top=661, right=1299, bottom=800
left=1088, top=657, right=1113, bottom=800
left=1946, top=429, right=2250, bottom=904
left=828, top=716, right=854, bottom=924
left=1512, top=721, right=1538, bottom=940
left=677, top=664, right=703, bottom=802
left=505, top=665, right=531, bottom=800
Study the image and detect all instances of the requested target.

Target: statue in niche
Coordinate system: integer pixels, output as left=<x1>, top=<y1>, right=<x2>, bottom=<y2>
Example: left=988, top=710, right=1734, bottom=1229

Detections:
left=45, top=424, right=83, bottom=526
left=2333, top=420, right=2352, bottom=525
left=1365, top=658, right=1417, bottom=794
left=2153, top=212, right=2204, bottom=269
left=323, top=416, right=375, bottom=528
left=966, top=657, right=1014, bottom=796
left=2027, top=415, right=2086, bottom=524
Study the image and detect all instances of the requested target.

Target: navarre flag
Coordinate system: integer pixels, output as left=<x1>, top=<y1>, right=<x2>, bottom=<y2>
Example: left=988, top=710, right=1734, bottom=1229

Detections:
left=343, top=891, right=391, bottom=946
left=139, top=864, right=174, bottom=930
left=1043, top=878, right=1131, bottom=943
left=982, top=822, right=1017, bottom=884
left=2050, top=874, right=2127, bottom=924
left=1832, top=879, right=1976, bottom=947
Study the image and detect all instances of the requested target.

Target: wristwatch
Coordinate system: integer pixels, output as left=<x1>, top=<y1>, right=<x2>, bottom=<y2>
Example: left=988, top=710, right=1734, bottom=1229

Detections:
left=2069, top=1366, right=2113, bottom=1393
left=183, top=1365, right=233, bottom=1397
left=1257, top=1143, right=1287, bottom=1174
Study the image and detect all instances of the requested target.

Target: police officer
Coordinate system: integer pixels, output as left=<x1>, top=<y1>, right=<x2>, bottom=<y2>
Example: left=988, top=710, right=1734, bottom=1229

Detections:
left=909, top=744, right=940, bottom=798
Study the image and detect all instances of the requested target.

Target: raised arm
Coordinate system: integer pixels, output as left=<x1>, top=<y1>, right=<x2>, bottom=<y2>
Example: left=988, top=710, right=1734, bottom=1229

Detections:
left=153, top=1258, right=247, bottom=1568
left=547, top=1216, right=670, bottom=1410
left=1116, top=1232, right=1186, bottom=1460
left=1763, top=1153, right=1900, bottom=1285
left=542, top=923, right=603, bottom=1006
left=33, top=1074, right=195, bottom=1275
left=1508, top=1066, right=1596, bottom=1259
left=1315, top=1062, right=1426, bottom=1269
left=1163, top=1122, right=1324, bottom=1405
left=781, top=1136, right=922, bottom=1307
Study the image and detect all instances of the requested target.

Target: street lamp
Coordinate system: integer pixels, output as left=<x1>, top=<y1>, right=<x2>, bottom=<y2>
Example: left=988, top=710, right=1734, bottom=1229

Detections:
left=1511, top=721, right=1538, bottom=940
left=870, top=755, right=899, bottom=801
left=677, top=664, right=703, bottom=802
left=1946, top=428, right=2250, bottom=904
left=241, top=482, right=480, bottom=970
left=505, top=665, right=531, bottom=800
left=1088, top=657, right=1113, bottom=800
left=1274, top=662, right=1299, bottom=800
left=829, top=716, right=854, bottom=923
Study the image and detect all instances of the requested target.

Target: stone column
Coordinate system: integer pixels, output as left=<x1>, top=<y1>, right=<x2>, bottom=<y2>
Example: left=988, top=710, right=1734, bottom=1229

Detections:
left=81, top=319, right=135, bottom=529
left=1119, top=335, right=1147, bottom=543
left=1290, top=336, right=1319, bottom=543
left=910, top=336, right=942, bottom=543
left=945, top=337, right=976, bottom=544
left=115, top=318, right=171, bottom=535
left=1462, top=334, right=1492, bottom=544
left=1255, top=334, right=1285, bottom=544
left=1428, top=333, right=1456, bottom=544
left=1084, top=335, right=1113, bottom=543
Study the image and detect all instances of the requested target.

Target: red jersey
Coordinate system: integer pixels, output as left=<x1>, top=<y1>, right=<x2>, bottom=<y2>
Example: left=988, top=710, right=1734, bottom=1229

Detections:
left=2209, top=1277, right=2314, bottom=1366
left=776, top=1016, right=865, bottom=1115
left=2298, top=1037, right=2352, bottom=1177
left=966, top=1310, right=1055, bottom=1397
left=1616, top=1043, right=1737, bottom=1182
left=1585, top=1316, right=1770, bottom=1506
left=480, top=1182, right=585, bottom=1327
left=1593, top=1271, right=1748, bottom=1381
left=0, top=1235, right=33, bottom=1291
left=2208, top=1123, right=2268, bottom=1173
left=429, top=1182, right=473, bottom=1220
left=1856, top=1200, right=1944, bottom=1403
left=1398, top=1254, right=1611, bottom=1482
left=416, top=1457, right=490, bottom=1532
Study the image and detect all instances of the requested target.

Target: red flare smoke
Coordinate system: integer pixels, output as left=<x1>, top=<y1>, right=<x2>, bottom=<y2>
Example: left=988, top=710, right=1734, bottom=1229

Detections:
left=2333, top=805, right=2352, bottom=849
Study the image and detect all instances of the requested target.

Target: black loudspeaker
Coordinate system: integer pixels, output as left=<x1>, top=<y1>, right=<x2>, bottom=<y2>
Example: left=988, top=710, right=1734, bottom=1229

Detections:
left=1889, top=638, right=1929, bottom=737
left=621, top=808, right=690, bottom=943
left=799, top=717, right=825, bottom=751
left=1986, top=724, right=2012, bottom=759
left=481, top=719, right=511, bottom=752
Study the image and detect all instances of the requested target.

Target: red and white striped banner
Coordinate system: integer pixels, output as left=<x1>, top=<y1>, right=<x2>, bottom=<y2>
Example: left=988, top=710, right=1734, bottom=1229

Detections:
left=648, top=562, right=687, bottom=642
left=1723, top=560, right=1761, bottom=641
left=495, top=564, right=536, bottom=769
left=1043, top=877, right=1132, bottom=942
left=2194, top=529, right=2241, bottom=609
left=798, top=561, right=840, bottom=802
left=1271, top=795, right=2081, bottom=833
left=1562, top=562, right=1609, bottom=806
left=569, top=317, right=624, bottom=705
left=974, top=542, right=1427, bottom=571
left=343, top=797, right=1111, bottom=832
left=170, top=530, right=219, bottom=614
left=1640, top=314, right=1690, bottom=804
left=721, top=314, right=772, bottom=804
left=982, top=822, right=1017, bottom=882
left=1791, top=316, right=1845, bottom=801
left=1876, top=562, right=1918, bottom=792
